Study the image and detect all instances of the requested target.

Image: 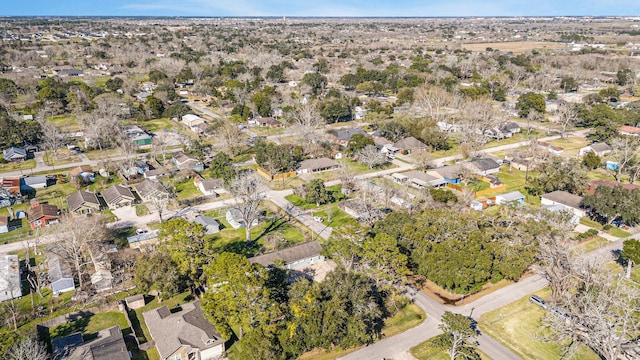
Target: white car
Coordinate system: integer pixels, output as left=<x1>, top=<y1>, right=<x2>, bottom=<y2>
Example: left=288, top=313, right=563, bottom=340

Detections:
left=313, top=216, right=324, bottom=223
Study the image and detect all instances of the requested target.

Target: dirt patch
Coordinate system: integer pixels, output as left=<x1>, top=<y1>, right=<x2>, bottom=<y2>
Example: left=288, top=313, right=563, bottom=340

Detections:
left=411, top=273, right=529, bottom=306
left=461, top=41, right=566, bottom=53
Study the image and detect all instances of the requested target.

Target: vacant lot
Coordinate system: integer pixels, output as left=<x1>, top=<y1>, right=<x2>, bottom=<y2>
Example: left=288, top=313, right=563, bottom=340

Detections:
left=479, top=289, right=599, bottom=360
left=461, top=41, right=566, bottom=53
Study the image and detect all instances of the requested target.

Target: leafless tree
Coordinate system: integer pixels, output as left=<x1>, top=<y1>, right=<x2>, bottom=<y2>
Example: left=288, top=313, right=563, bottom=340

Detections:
left=0, top=262, right=20, bottom=330
left=288, top=102, right=325, bottom=147
left=149, top=194, right=170, bottom=223
left=338, top=162, right=357, bottom=195
left=213, top=121, right=244, bottom=156
left=535, top=231, right=576, bottom=304
left=6, top=337, right=50, bottom=360
left=556, top=102, right=578, bottom=138
left=356, top=145, right=388, bottom=169
left=51, top=214, right=107, bottom=289
left=609, top=136, right=640, bottom=182
left=541, top=260, right=640, bottom=360
left=415, top=84, right=459, bottom=122
left=230, top=172, right=267, bottom=245
left=38, top=119, right=66, bottom=161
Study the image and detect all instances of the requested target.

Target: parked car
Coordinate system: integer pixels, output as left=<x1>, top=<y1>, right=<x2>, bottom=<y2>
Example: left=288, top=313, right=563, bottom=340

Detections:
left=529, top=295, right=547, bottom=309
left=551, top=306, right=571, bottom=323
left=313, top=216, right=324, bottom=223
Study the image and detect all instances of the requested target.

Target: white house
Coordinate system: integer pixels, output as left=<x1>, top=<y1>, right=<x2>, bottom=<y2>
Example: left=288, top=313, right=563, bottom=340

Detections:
left=495, top=191, right=525, bottom=205
left=541, top=190, right=585, bottom=219
left=578, top=142, right=612, bottom=157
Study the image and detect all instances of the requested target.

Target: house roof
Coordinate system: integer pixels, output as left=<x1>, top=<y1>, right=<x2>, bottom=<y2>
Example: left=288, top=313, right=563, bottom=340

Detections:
left=394, top=136, right=427, bottom=150
left=142, top=301, right=224, bottom=359
left=135, top=179, right=168, bottom=199
left=298, top=158, right=339, bottom=171
left=588, top=179, right=640, bottom=194
left=469, top=158, right=501, bottom=172
left=620, top=125, right=640, bottom=135
left=28, top=203, right=60, bottom=222
left=173, top=152, right=199, bottom=165
left=430, top=164, right=463, bottom=180
left=125, top=294, right=144, bottom=305
left=69, top=165, right=94, bottom=177
left=55, top=326, right=129, bottom=360
left=249, top=241, right=322, bottom=267
left=500, top=122, right=521, bottom=132
left=127, top=229, right=160, bottom=244
left=102, top=184, right=135, bottom=205
left=2, top=147, right=27, bottom=159
left=46, top=245, right=74, bottom=284
left=66, top=190, right=100, bottom=212
left=496, top=191, right=525, bottom=202
left=21, top=175, right=47, bottom=187
left=256, top=117, right=282, bottom=126
left=586, top=142, right=612, bottom=153
left=198, top=178, right=224, bottom=191
left=541, top=190, right=583, bottom=209
left=329, top=128, right=368, bottom=141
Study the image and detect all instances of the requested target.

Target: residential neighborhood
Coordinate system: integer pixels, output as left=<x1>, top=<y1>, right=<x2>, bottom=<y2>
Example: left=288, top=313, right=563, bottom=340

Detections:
left=1, top=12, right=640, bottom=360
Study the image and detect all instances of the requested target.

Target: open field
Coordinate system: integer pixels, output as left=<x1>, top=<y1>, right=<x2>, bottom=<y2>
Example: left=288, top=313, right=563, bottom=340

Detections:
left=461, top=41, right=566, bottom=53
left=478, top=289, right=599, bottom=360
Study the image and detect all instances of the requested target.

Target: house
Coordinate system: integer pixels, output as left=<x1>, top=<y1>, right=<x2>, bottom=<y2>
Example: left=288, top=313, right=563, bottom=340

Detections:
left=297, top=158, right=340, bottom=174
left=500, top=122, right=522, bottom=136
left=619, top=125, right=640, bottom=136
left=540, top=204, right=581, bottom=225
left=579, top=142, right=612, bottom=157
left=193, top=215, right=221, bottom=234
left=339, top=199, right=385, bottom=223
left=144, top=167, right=168, bottom=180
left=125, top=294, right=146, bottom=310
left=495, top=191, right=525, bottom=205
left=91, top=269, right=113, bottom=293
left=0, top=177, right=21, bottom=194
left=0, top=216, right=7, bottom=234
left=587, top=179, right=640, bottom=195
left=102, top=184, right=136, bottom=209
left=28, top=201, right=60, bottom=229
left=428, top=164, right=463, bottom=184
left=255, top=117, right=283, bottom=128
left=0, top=255, right=21, bottom=302
left=52, top=326, right=129, bottom=360
left=46, top=245, right=75, bottom=295
left=182, top=114, right=206, bottom=133
left=226, top=208, right=259, bottom=229
left=135, top=179, right=170, bottom=202
left=66, top=190, right=101, bottom=214
left=173, top=152, right=204, bottom=171
left=2, top=147, right=27, bottom=162
left=249, top=241, right=324, bottom=270
left=394, top=137, right=427, bottom=153
left=127, top=229, right=160, bottom=251
left=465, top=158, right=502, bottom=176
left=396, top=171, right=446, bottom=188
left=69, top=165, right=95, bottom=182
left=437, top=121, right=466, bottom=133
left=541, top=190, right=585, bottom=219
left=195, top=177, right=224, bottom=197
left=124, top=125, right=152, bottom=147
left=142, top=301, right=225, bottom=360
left=505, top=151, right=535, bottom=172
left=20, top=175, right=48, bottom=193
left=328, top=128, right=368, bottom=146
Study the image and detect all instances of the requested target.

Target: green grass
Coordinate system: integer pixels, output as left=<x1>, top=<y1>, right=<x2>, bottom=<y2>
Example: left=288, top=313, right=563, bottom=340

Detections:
left=0, top=159, right=36, bottom=172
left=478, top=289, right=600, bottom=360
left=43, top=149, right=81, bottom=166
left=141, top=118, right=182, bottom=133
left=607, top=226, right=632, bottom=238
left=48, top=115, right=80, bottom=132
left=173, top=179, right=203, bottom=200
left=411, top=339, right=491, bottom=360
left=579, top=217, right=604, bottom=230
left=574, top=236, right=609, bottom=253
left=49, top=311, right=131, bottom=341
left=0, top=219, right=31, bottom=244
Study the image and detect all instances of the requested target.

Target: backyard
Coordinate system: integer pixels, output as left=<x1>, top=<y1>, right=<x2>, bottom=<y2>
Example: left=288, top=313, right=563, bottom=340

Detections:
left=49, top=311, right=131, bottom=342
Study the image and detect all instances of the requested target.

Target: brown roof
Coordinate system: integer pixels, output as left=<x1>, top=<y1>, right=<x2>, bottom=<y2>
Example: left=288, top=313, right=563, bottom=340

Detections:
left=394, top=136, right=427, bottom=151
left=28, top=203, right=60, bottom=222
left=101, top=184, right=135, bottom=205
left=142, top=301, right=224, bottom=359
left=69, top=165, right=93, bottom=177
left=0, top=216, right=7, bottom=226
left=66, top=190, right=100, bottom=212
left=298, top=158, right=339, bottom=171
left=541, top=190, right=583, bottom=209
left=249, top=241, right=322, bottom=267
left=620, top=125, right=640, bottom=135
left=588, top=179, right=640, bottom=195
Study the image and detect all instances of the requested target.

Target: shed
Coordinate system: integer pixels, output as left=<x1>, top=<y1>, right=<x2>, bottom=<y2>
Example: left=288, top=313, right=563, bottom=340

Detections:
left=125, top=294, right=146, bottom=309
left=495, top=191, right=525, bottom=205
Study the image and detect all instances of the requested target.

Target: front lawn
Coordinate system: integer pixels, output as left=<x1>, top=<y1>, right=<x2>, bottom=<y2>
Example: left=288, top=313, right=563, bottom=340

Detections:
left=49, top=311, right=131, bottom=342
left=411, top=339, right=491, bottom=360
left=0, top=159, right=36, bottom=172
left=48, top=115, right=80, bottom=132
left=173, top=178, right=203, bottom=200
left=478, top=289, right=600, bottom=360
left=43, top=149, right=81, bottom=166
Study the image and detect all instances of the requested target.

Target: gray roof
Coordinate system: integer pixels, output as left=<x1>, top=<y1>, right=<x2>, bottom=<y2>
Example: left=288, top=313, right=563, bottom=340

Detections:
left=3, top=147, right=27, bottom=159
left=586, top=142, right=612, bottom=153
left=66, top=190, right=100, bottom=212
left=21, top=175, right=47, bottom=186
left=53, top=326, right=129, bottom=360
left=497, top=191, right=525, bottom=202
left=330, top=128, right=368, bottom=141
left=199, top=178, right=224, bottom=192
left=431, top=164, right=463, bottom=180
left=541, top=190, right=584, bottom=209
left=47, top=245, right=74, bottom=284
left=142, top=301, right=224, bottom=359
left=394, top=136, right=427, bottom=150
left=249, top=241, right=322, bottom=267
left=127, top=229, right=160, bottom=244
left=101, top=184, right=135, bottom=205
left=135, top=179, right=168, bottom=199
left=469, top=158, right=501, bottom=172
left=298, top=158, right=339, bottom=172
left=193, top=215, right=220, bottom=234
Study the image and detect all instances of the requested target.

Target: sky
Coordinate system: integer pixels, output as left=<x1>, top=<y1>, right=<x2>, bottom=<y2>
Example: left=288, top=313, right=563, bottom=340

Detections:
left=4, top=0, right=640, bottom=17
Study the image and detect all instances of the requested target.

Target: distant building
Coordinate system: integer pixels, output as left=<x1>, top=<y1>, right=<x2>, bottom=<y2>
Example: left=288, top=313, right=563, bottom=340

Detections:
left=541, top=190, right=585, bottom=219
left=495, top=191, right=525, bottom=205
left=297, top=158, right=340, bottom=174
left=249, top=241, right=324, bottom=270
